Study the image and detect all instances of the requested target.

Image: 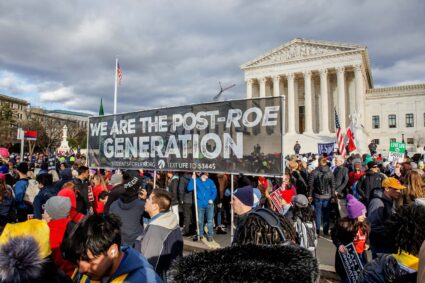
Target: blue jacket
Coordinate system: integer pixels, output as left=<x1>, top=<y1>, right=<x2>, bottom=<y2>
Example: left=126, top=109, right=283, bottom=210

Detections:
left=33, top=185, right=57, bottom=219
left=13, top=178, right=29, bottom=209
left=187, top=178, right=217, bottom=208
left=74, top=245, right=162, bottom=283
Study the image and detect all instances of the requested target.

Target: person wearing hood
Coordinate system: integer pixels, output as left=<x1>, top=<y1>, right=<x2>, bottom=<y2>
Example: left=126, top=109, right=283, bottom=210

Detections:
left=109, top=176, right=145, bottom=247
left=308, top=157, right=335, bottom=236
left=139, top=189, right=182, bottom=282
left=356, top=161, right=386, bottom=205
left=368, top=177, right=405, bottom=259
left=54, top=167, right=73, bottom=194
left=359, top=202, right=425, bottom=282
left=61, top=214, right=162, bottom=283
left=32, top=173, right=56, bottom=219
left=0, top=219, right=72, bottom=283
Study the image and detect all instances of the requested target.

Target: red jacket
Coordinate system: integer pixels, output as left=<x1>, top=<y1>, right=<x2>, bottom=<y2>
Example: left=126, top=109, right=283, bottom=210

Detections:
left=92, top=184, right=106, bottom=214
left=348, top=171, right=365, bottom=187
left=58, top=188, right=85, bottom=222
left=48, top=218, right=75, bottom=277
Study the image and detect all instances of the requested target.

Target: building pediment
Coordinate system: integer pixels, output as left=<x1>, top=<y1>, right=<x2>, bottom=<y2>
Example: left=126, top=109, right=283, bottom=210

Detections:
left=241, top=38, right=365, bottom=69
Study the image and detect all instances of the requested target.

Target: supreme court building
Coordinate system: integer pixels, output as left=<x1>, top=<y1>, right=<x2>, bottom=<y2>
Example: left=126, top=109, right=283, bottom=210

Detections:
left=241, top=38, right=425, bottom=155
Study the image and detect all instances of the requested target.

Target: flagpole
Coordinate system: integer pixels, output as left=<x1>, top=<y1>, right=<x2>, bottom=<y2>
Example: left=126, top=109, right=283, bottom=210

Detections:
left=114, top=58, right=118, bottom=114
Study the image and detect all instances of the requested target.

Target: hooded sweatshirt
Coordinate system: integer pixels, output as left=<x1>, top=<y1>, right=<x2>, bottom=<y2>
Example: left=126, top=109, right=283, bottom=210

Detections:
left=140, top=211, right=183, bottom=281
left=72, top=246, right=162, bottom=283
left=109, top=196, right=145, bottom=247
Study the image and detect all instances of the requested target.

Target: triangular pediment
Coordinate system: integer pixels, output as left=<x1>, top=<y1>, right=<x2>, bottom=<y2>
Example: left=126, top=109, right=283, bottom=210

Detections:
left=241, top=38, right=365, bottom=69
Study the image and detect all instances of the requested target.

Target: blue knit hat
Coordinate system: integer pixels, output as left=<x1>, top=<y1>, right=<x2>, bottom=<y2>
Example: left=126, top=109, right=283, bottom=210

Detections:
left=234, top=186, right=254, bottom=207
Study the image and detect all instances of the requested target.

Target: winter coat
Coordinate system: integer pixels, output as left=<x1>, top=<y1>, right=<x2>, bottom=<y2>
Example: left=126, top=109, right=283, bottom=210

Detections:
left=73, top=246, right=162, bottom=283
left=92, top=184, right=106, bottom=214
left=140, top=211, right=183, bottom=281
left=331, top=218, right=368, bottom=278
left=104, top=184, right=125, bottom=213
left=359, top=253, right=417, bottom=283
left=0, top=191, right=13, bottom=218
left=48, top=218, right=75, bottom=277
left=356, top=170, right=386, bottom=205
left=167, top=175, right=180, bottom=206
left=308, top=165, right=335, bottom=199
left=73, top=178, right=89, bottom=214
left=178, top=173, right=192, bottom=204
left=57, top=188, right=84, bottom=223
left=168, top=244, right=319, bottom=283
left=187, top=178, right=217, bottom=208
left=110, top=198, right=145, bottom=247
left=367, top=189, right=395, bottom=252
left=33, top=185, right=57, bottom=219
left=334, top=165, right=349, bottom=198
left=13, top=178, right=29, bottom=210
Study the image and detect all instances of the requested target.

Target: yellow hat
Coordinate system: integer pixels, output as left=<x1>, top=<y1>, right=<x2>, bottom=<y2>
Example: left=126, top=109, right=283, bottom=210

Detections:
left=382, top=177, right=406, bottom=190
left=0, top=219, right=51, bottom=258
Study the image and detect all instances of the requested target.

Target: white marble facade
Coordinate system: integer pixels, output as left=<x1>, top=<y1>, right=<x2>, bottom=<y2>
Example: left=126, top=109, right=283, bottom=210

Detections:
left=241, top=38, right=425, bottom=155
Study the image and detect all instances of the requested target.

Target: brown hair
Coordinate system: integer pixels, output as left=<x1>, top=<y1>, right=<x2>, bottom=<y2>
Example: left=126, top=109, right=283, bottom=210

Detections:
left=151, top=189, right=172, bottom=212
left=402, top=171, right=425, bottom=205
left=62, top=181, right=76, bottom=192
left=0, top=179, right=12, bottom=203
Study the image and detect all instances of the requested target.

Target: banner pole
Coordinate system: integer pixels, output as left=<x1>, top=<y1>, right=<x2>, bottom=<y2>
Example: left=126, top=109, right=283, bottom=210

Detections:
left=113, top=58, right=118, bottom=114
left=230, top=174, right=234, bottom=245
left=153, top=170, right=157, bottom=189
left=281, top=95, right=286, bottom=177
left=192, top=172, right=200, bottom=238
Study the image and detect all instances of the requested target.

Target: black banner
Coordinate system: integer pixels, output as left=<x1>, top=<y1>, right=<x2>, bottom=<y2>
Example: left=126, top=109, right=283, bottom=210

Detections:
left=88, top=97, right=284, bottom=176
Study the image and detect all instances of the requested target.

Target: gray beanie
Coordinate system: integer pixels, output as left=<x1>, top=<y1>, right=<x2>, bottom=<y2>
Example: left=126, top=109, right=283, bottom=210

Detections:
left=45, top=196, right=71, bottom=220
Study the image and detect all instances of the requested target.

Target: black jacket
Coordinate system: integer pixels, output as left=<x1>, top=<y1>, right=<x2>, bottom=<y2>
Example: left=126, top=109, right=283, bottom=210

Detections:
left=367, top=189, right=395, bottom=251
left=73, top=178, right=89, bottom=214
left=334, top=165, right=349, bottom=198
left=357, top=170, right=385, bottom=205
left=167, top=175, right=180, bottom=206
left=178, top=173, right=192, bottom=204
left=291, top=170, right=308, bottom=196
left=308, top=165, right=335, bottom=199
left=359, top=254, right=417, bottom=283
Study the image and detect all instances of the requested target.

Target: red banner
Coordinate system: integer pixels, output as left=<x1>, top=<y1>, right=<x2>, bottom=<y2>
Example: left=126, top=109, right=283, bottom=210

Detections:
left=24, top=131, right=37, bottom=140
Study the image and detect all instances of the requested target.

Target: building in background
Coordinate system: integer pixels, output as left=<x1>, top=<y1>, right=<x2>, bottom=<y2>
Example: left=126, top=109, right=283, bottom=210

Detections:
left=0, top=94, right=30, bottom=146
left=241, top=38, right=425, bottom=154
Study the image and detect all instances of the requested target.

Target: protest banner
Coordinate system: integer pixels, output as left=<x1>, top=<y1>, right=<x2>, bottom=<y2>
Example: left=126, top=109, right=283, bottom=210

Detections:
left=318, top=142, right=335, bottom=158
left=338, top=242, right=364, bottom=283
left=388, top=141, right=406, bottom=162
left=269, top=187, right=284, bottom=214
left=88, top=97, right=285, bottom=176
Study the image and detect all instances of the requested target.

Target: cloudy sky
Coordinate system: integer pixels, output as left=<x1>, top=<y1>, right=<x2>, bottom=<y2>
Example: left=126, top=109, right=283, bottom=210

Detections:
left=0, top=0, right=424, bottom=115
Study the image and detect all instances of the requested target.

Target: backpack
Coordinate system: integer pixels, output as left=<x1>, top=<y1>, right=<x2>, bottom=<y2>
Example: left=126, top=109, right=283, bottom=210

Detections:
left=295, top=217, right=317, bottom=255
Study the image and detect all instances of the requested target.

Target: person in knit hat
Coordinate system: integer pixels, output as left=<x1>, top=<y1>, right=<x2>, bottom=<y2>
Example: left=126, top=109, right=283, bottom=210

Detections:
left=43, top=196, right=75, bottom=277
left=331, top=194, right=369, bottom=282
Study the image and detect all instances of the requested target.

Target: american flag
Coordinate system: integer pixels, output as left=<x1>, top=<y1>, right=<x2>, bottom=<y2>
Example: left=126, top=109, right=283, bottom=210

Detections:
left=335, top=109, right=346, bottom=156
left=117, top=62, right=123, bottom=84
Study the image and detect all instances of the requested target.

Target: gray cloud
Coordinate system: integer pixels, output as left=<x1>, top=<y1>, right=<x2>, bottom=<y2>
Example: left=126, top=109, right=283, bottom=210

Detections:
left=0, top=0, right=424, bottom=114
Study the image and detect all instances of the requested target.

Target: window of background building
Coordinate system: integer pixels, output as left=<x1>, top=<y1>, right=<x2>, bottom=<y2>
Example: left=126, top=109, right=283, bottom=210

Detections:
left=388, top=114, right=397, bottom=128
left=372, top=115, right=380, bottom=129
left=406, top=113, right=414, bottom=127
left=390, top=138, right=396, bottom=143
left=424, top=113, right=425, bottom=127
left=371, top=139, right=380, bottom=145
left=407, top=138, right=414, bottom=144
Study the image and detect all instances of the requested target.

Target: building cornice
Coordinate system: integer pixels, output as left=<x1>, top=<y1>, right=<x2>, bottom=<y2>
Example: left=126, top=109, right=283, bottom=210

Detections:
left=367, top=84, right=425, bottom=94
left=0, top=94, right=29, bottom=105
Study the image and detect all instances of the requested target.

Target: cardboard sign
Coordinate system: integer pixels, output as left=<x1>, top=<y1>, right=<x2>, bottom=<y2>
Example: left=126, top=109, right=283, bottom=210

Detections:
left=388, top=142, right=406, bottom=163
left=338, top=242, right=364, bottom=283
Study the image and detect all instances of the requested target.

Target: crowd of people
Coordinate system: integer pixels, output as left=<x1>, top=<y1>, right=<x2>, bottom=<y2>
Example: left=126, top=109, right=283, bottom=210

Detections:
left=0, top=149, right=424, bottom=282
